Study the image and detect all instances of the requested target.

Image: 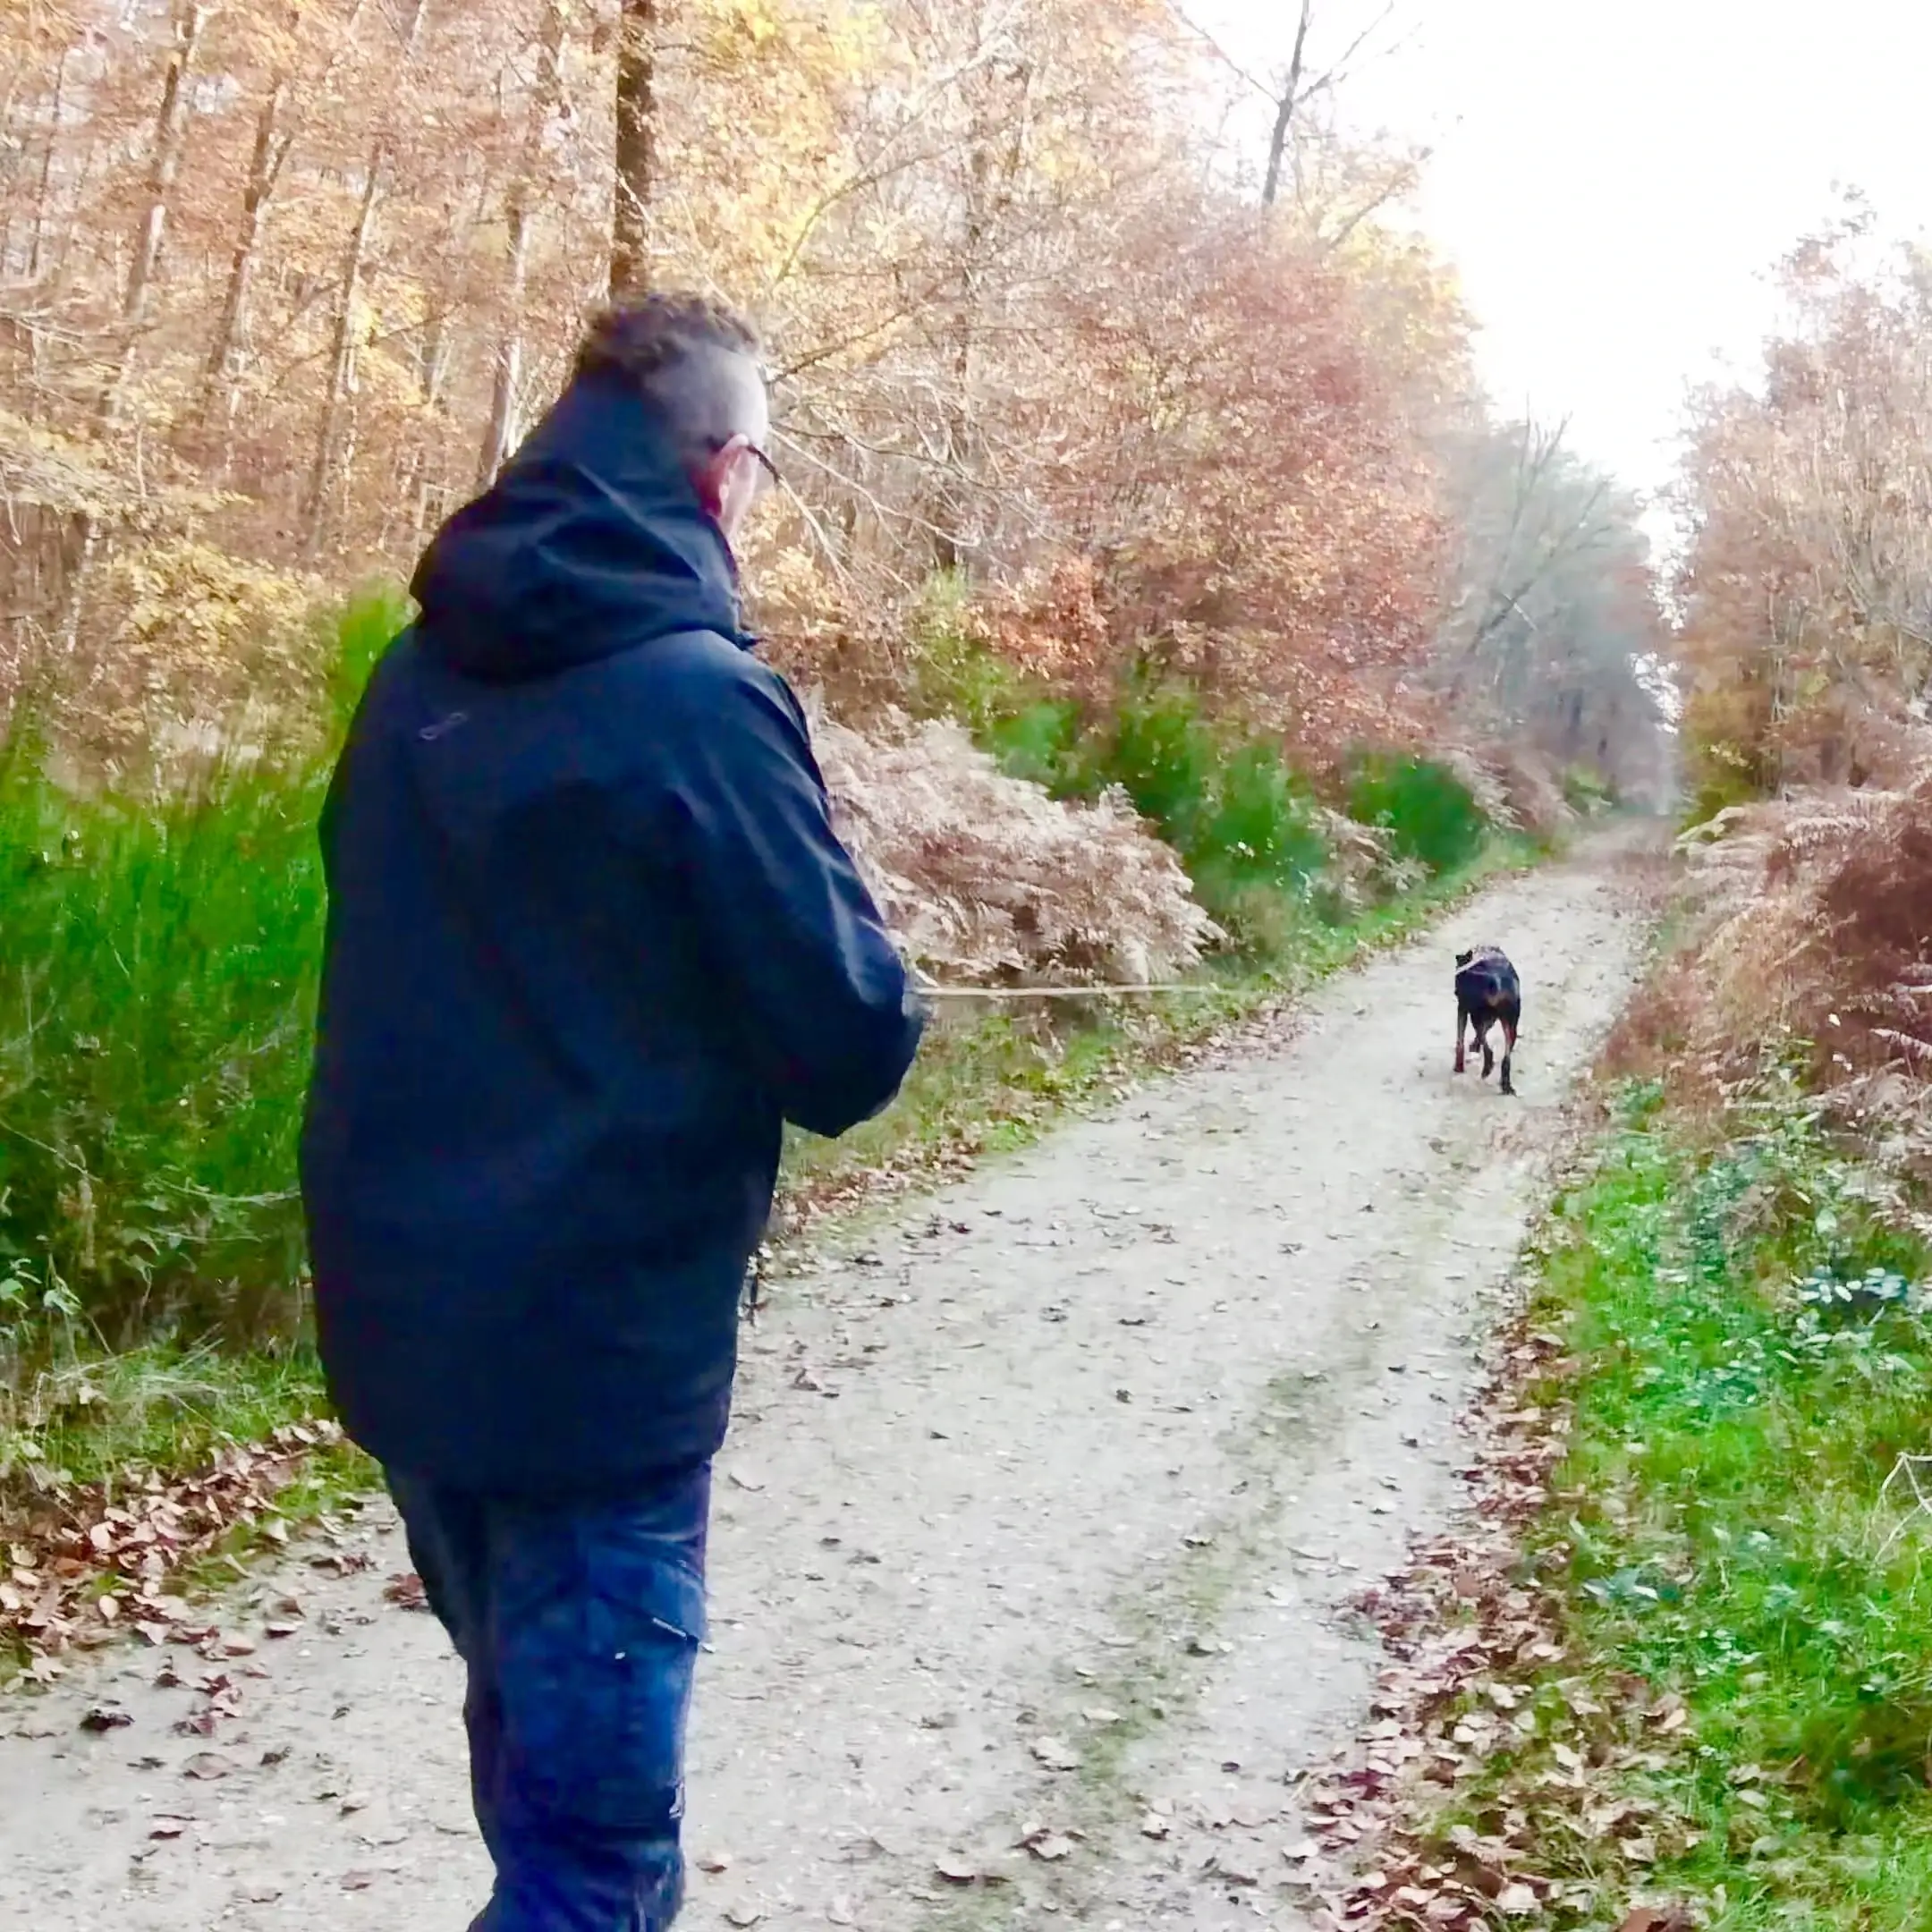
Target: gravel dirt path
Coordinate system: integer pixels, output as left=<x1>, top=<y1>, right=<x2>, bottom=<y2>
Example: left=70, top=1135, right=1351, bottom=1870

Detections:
left=0, top=834, right=1655, bottom=1932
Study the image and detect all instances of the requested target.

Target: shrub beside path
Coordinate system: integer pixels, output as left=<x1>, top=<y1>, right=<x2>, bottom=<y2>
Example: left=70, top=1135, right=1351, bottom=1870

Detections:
left=0, top=832, right=1657, bottom=1932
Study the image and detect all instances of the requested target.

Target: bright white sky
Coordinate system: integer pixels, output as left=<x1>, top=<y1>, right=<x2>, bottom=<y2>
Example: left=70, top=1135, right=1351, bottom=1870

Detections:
left=1197, top=0, right=1932, bottom=525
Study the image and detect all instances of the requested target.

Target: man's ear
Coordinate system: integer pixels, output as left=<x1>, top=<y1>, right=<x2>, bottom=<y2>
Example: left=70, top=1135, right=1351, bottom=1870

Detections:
left=691, top=438, right=741, bottom=522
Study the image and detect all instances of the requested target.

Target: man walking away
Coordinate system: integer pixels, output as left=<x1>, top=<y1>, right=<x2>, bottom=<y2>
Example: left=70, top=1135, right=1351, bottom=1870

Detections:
left=300, top=293, right=924, bottom=1930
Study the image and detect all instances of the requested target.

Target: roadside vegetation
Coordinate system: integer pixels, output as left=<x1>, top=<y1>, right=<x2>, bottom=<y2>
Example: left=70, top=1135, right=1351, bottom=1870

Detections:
left=1314, top=1078, right=1932, bottom=1932
left=1530, top=1090, right=1932, bottom=1924
left=1310, top=220, right=1932, bottom=1932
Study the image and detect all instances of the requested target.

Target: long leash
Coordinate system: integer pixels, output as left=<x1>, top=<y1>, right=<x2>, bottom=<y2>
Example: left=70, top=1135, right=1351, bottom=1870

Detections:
left=911, top=980, right=1230, bottom=1000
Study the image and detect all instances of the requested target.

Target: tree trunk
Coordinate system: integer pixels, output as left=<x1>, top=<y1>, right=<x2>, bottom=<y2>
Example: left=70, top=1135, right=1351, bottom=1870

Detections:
left=123, top=1, right=208, bottom=330
left=194, top=68, right=292, bottom=447
left=1260, top=0, right=1312, bottom=208
left=27, top=43, right=72, bottom=284
left=302, top=155, right=385, bottom=556
left=100, top=0, right=209, bottom=424
left=479, top=0, right=571, bottom=485
left=195, top=2, right=369, bottom=451
left=303, top=0, right=431, bottom=556
left=609, top=0, right=657, bottom=300
left=933, top=51, right=1031, bottom=573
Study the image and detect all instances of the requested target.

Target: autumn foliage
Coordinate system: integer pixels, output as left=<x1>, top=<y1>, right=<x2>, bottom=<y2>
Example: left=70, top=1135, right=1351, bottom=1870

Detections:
left=0, top=0, right=1664, bottom=795
left=1626, top=218, right=1932, bottom=1188
left=1678, top=218, right=1932, bottom=810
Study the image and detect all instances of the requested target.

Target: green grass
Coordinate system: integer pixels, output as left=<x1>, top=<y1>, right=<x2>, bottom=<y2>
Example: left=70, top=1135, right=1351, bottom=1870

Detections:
left=0, top=1335, right=376, bottom=1681
left=0, top=589, right=399, bottom=1366
left=903, top=570, right=1035, bottom=735
left=1424, top=1083, right=1932, bottom=1928
left=0, top=1343, right=330, bottom=1493
left=2, top=1337, right=376, bottom=1568
left=1347, top=750, right=1490, bottom=875
left=1003, top=678, right=1338, bottom=909
left=0, top=754, right=324, bottom=1342
left=1097, top=686, right=1334, bottom=919
left=1562, top=764, right=1618, bottom=817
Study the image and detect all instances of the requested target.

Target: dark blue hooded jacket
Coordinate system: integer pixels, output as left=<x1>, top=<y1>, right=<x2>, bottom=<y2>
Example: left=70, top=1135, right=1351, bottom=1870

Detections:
left=300, top=370, right=923, bottom=1496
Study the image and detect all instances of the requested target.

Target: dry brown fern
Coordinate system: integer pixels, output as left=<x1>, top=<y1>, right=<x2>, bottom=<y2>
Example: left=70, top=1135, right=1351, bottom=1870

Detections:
left=1678, top=750, right=1932, bottom=1179
left=806, top=703, right=1217, bottom=987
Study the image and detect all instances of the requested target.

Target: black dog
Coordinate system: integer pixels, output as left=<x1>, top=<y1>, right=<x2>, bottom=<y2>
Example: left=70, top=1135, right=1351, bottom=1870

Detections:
left=1453, top=945, right=1521, bottom=1097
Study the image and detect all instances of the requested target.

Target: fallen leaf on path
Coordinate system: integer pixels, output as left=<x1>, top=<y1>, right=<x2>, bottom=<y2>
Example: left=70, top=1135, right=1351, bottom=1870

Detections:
left=182, top=1752, right=239, bottom=1781
left=1496, top=1881, right=1539, bottom=1914
left=1616, top=1910, right=1692, bottom=1932
left=1022, top=1833, right=1075, bottom=1863
left=80, top=1704, right=131, bottom=1733
left=934, top=1855, right=979, bottom=1885
left=382, top=1572, right=428, bottom=1612
left=0, top=1420, right=344, bottom=1672
left=1029, top=1736, right=1081, bottom=1772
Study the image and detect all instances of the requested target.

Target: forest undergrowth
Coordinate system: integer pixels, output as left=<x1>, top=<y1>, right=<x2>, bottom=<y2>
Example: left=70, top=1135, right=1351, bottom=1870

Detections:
left=1303, top=798, right=1932, bottom=1932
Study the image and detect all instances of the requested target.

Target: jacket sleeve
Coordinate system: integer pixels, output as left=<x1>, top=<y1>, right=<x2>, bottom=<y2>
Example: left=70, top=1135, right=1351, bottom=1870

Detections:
left=658, top=659, right=926, bottom=1138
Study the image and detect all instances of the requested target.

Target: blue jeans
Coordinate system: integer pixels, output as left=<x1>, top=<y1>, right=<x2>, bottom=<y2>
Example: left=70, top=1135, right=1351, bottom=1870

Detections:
left=387, top=1462, right=712, bottom=1931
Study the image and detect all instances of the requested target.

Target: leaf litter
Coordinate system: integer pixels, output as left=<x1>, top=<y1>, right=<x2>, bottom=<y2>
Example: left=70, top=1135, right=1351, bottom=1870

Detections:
left=1, top=1419, right=344, bottom=1678
left=1293, top=1273, right=1699, bottom=1932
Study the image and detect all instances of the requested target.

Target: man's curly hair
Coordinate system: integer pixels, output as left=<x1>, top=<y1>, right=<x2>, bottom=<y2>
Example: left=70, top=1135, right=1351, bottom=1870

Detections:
left=572, top=292, right=764, bottom=460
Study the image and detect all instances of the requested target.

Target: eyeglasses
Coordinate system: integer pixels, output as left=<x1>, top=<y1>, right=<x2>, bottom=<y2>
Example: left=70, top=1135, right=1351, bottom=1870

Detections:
left=709, top=436, right=783, bottom=493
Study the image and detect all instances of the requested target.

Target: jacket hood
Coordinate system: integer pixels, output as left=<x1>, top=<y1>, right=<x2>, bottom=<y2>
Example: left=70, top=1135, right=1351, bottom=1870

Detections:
left=411, top=369, right=752, bottom=682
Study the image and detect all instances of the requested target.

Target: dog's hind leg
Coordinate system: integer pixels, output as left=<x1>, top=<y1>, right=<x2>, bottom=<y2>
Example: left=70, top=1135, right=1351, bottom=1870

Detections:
left=1478, top=1016, right=1495, bottom=1080
left=1453, top=1003, right=1468, bottom=1074
left=1499, top=1015, right=1518, bottom=1097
